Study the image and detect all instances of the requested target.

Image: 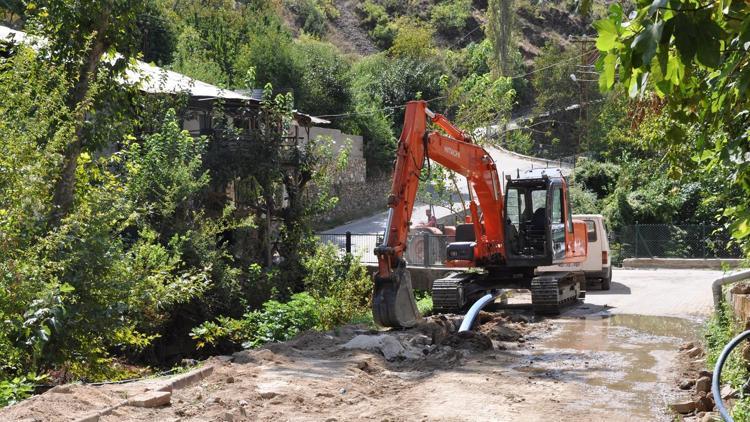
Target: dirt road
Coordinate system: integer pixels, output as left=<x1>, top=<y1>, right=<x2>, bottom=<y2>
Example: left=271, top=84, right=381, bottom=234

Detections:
left=2, top=268, right=725, bottom=421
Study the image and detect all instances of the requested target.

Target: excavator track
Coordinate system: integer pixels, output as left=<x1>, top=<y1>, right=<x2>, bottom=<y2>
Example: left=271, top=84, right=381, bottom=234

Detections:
left=531, top=272, right=584, bottom=314
left=431, top=272, right=478, bottom=314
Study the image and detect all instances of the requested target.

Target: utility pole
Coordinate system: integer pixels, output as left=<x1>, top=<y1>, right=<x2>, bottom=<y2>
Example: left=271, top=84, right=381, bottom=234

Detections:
left=569, top=36, right=597, bottom=152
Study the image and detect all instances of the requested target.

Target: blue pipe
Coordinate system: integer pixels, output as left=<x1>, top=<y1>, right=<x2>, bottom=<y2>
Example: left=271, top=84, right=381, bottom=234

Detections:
left=712, top=329, right=750, bottom=421
left=458, top=290, right=505, bottom=332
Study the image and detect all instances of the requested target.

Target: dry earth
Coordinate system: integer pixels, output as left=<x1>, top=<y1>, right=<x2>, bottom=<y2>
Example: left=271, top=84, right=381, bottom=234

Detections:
left=1, top=268, right=728, bottom=421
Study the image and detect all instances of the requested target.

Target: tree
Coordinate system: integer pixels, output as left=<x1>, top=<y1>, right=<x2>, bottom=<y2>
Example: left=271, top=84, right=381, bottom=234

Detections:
left=485, top=0, right=514, bottom=76
left=24, top=0, right=146, bottom=224
left=594, top=0, right=750, bottom=250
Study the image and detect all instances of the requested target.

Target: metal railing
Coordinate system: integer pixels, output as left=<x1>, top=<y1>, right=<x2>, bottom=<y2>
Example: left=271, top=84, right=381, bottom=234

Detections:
left=316, top=232, right=452, bottom=267
left=318, top=223, right=745, bottom=268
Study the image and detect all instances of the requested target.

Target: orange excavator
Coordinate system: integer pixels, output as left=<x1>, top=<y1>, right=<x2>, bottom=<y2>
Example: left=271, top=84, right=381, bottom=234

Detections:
left=372, top=101, right=589, bottom=327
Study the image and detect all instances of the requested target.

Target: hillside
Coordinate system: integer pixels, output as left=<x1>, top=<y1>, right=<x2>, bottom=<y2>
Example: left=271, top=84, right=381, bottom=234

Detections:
left=286, top=0, right=598, bottom=62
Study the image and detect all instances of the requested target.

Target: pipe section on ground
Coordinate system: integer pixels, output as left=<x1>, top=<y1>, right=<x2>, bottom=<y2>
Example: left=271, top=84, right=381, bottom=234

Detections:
left=458, top=290, right=505, bottom=332
left=712, top=270, right=750, bottom=312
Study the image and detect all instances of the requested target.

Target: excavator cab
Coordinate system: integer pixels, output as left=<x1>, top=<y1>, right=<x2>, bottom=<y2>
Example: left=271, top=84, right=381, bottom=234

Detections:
left=504, top=168, right=580, bottom=267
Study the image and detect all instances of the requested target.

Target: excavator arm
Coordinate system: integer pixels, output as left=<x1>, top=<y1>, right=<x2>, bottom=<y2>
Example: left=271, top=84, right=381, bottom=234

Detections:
left=372, top=100, right=506, bottom=327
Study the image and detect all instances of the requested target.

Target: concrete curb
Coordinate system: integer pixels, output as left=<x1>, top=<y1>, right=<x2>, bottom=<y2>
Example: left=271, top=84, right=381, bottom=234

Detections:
left=73, top=365, right=215, bottom=422
left=623, top=258, right=745, bottom=270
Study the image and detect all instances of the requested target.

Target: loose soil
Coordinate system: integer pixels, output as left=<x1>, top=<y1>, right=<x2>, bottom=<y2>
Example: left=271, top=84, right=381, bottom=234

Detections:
left=1, top=307, right=699, bottom=421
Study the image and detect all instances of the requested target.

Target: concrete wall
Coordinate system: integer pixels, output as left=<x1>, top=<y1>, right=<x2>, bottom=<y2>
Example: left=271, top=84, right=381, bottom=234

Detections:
left=296, top=125, right=366, bottom=184
left=622, top=258, right=745, bottom=270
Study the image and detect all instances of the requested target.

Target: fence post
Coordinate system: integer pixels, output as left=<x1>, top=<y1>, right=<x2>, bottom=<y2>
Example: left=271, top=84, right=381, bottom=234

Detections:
left=701, top=224, right=706, bottom=258
left=634, top=223, right=639, bottom=258
left=423, top=232, right=430, bottom=268
left=345, top=231, right=352, bottom=254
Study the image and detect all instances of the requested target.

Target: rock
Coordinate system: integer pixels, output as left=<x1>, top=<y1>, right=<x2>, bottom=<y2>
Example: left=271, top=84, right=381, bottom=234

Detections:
left=679, top=379, right=696, bottom=390
left=731, top=283, right=750, bottom=294
left=695, top=376, right=711, bottom=393
left=699, top=412, right=720, bottom=422
left=259, top=391, right=278, bottom=400
left=486, top=325, right=521, bottom=342
left=226, top=376, right=235, bottom=384
left=128, top=390, right=172, bottom=408
left=223, top=411, right=234, bottom=422
left=415, top=318, right=453, bottom=345
left=721, top=384, right=737, bottom=399
left=342, top=335, right=405, bottom=361
left=204, top=396, right=222, bottom=406
left=680, top=342, right=695, bottom=351
left=339, top=388, right=347, bottom=394
left=408, top=334, right=432, bottom=347
left=215, top=355, right=234, bottom=363
left=687, top=347, right=704, bottom=358
left=695, top=395, right=714, bottom=412
left=669, top=400, right=696, bottom=414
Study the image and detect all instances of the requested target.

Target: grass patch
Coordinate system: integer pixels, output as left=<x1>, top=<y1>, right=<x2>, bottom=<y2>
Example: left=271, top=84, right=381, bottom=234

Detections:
left=705, top=300, right=750, bottom=420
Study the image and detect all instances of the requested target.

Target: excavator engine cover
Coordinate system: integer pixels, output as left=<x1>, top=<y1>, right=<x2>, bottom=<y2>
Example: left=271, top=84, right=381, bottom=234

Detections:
left=372, top=266, right=420, bottom=328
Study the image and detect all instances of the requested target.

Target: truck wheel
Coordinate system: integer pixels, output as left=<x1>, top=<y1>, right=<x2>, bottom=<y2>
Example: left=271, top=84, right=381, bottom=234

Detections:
left=601, top=267, right=612, bottom=291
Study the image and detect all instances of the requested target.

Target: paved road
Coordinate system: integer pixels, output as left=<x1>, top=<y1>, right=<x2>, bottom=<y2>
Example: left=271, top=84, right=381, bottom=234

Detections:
left=324, top=146, right=572, bottom=235
left=578, top=268, right=724, bottom=319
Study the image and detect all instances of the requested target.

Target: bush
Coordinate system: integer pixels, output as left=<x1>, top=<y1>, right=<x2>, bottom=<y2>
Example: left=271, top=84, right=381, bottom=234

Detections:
left=191, top=242, right=373, bottom=350
left=572, top=159, right=621, bottom=199
left=0, top=374, right=45, bottom=407
left=191, top=292, right=320, bottom=349
left=431, top=0, right=472, bottom=35
left=568, top=185, right=600, bottom=215
left=303, top=243, right=372, bottom=329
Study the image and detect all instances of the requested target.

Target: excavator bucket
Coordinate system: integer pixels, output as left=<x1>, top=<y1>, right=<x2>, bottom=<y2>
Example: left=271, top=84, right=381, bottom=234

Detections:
left=372, top=267, right=420, bottom=328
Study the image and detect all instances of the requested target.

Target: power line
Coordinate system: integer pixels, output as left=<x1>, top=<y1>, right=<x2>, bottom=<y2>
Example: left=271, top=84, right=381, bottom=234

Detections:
left=309, top=47, right=598, bottom=120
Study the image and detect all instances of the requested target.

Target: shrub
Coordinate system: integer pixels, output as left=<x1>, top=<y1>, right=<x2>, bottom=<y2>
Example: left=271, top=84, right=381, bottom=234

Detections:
left=572, top=159, right=621, bottom=198
left=303, top=243, right=372, bottom=329
left=191, top=292, right=320, bottom=349
left=191, top=242, right=373, bottom=350
left=431, top=0, right=472, bottom=35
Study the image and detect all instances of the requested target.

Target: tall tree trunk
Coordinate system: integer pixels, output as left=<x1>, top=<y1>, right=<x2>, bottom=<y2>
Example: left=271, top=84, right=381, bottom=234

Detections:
left=50, top=25, right=110, bottom=224
left=486, top=0, right=514, bottom=77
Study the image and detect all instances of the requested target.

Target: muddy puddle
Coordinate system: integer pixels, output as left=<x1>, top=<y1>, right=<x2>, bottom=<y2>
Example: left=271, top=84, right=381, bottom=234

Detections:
left=514, top=314, right=701, bottom=420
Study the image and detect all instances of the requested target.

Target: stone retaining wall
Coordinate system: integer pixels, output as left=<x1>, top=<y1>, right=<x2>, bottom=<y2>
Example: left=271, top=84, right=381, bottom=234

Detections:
left=315, top=177, right=392, bottom=228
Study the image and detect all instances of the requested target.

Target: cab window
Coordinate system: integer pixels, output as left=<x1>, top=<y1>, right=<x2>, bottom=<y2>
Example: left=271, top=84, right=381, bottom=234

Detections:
left=585, top=220, right=597, bottom=242
left=551, top=188, right=563, bottom=223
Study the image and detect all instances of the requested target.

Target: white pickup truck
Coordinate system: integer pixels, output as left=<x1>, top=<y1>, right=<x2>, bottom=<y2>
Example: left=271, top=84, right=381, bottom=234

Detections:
left=538, top=214, right=613, bottom=290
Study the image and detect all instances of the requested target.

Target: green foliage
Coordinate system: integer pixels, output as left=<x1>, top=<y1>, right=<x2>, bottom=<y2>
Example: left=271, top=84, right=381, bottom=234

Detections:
left=704, top=301, right=750, bottom=420
left=430, top=0, right=471, bottom=36
left=291, top=36, right=352, bottom=118
left=568, top=185, right=600, bottom=215
left=389, top=19, right=436, bottom=60
left=191, top=243, right=372, bottom=349
left=572, top=159, right=620, bottom=199
left=0, top=373, right=45, bottom=407
left=303, top=243, right=373, bottom=329
left=595, top=1, right=750, bottom=255
left=286, top=0, right=338, bottom=37
left=191, top=292, right=320, bottom=349
left=415, top=291, right=433, bottom=316
left=450, top=72, right=515, bottom=135
left=356, top=1, right=395, bottom=48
